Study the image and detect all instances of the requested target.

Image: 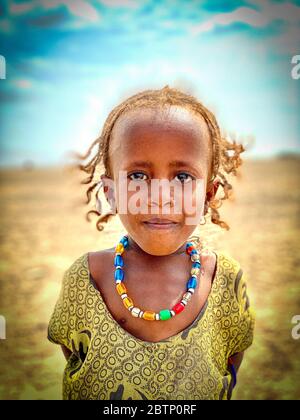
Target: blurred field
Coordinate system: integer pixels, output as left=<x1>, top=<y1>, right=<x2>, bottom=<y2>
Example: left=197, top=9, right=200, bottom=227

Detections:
left=0, top=157, right=299, bottom=400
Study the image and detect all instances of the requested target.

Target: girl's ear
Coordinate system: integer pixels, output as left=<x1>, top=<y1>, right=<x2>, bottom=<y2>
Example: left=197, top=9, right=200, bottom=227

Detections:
left=206, top=180, right=220, bottom=202
left=100, top=174, right=116, bottom=210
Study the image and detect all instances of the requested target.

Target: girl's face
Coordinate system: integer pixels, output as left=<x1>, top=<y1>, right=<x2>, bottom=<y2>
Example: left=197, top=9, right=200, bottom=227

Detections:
left=103, top=105, right=213, bottom=256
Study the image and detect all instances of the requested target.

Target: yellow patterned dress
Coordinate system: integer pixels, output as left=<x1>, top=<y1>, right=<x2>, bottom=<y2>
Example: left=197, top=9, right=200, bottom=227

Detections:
left=47, top=250, right=255, bottom=400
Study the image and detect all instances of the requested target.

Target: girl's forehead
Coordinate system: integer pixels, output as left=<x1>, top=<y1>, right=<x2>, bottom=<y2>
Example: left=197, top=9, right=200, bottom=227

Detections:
left=108, top=106, right=212, bottom=175
left=112, top=105, right=210, bottom=140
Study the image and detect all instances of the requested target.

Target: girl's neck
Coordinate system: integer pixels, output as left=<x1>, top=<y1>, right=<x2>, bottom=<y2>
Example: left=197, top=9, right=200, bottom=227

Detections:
left=126, top=236, right=188, bottom=260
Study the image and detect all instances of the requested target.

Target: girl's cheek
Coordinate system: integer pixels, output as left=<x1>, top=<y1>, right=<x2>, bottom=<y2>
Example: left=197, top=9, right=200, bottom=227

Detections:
left=180, top=182, right=205, bottom=218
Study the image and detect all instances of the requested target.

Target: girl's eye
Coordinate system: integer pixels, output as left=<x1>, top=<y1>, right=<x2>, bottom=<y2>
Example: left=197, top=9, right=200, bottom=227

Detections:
left=128, top=172, right=148, bottom=181
left=175, top=173, right=194, bottom=184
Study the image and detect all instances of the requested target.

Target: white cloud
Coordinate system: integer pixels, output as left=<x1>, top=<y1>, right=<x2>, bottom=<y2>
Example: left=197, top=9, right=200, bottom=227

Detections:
left=8, top=0, right=101, bottom=22
left=64, top=0, right=100, bottom=22
left=191, top=7, right=268, bottom=35
left=98, top=0, right=139, bottom=8
left=191, top=2, right=300, bottom=35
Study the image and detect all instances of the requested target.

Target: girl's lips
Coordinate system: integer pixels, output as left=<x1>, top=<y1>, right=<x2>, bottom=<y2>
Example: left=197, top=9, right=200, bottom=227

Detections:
left=142, top=221, right=179, bottom=230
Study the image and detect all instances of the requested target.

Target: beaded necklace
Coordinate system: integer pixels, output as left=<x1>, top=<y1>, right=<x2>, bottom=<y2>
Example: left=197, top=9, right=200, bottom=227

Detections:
left=114, top=235, right=202, bottom=321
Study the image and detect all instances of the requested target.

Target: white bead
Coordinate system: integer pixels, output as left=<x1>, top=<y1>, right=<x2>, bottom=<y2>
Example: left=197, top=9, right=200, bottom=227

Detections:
left=139, top=311, right=144, bottom=318
left=120, top=293, right=127, bottom=299
left=188, top=288, right=195, bottom=294
left=155, top=314, right=160, bottom=321
left=115, top=279, right=122, bottom=284
left=191, top=274, right=197, bottom=279
left=181, top=299, right=188, bottom=306
left=115, top=265, right=123, bottom=270
left=191, top=254, right=200, bottom=262
left=131, top=307, right=141, bottom=317
left=183, top=292, right=192, bottom=301
left=170, top=310, right=176, bottom=317
left=128, top=306, right=134, bottom=311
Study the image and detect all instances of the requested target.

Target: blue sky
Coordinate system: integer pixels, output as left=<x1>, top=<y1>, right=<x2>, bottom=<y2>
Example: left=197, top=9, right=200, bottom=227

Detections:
left=0, top=0, right=299, bottom=167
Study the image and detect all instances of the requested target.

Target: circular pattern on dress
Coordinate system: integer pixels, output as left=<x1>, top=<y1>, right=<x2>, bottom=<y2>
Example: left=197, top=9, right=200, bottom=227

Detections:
left=184, top=357, right=194, bottom=368
left=114, top=370, right=124, bottom=381
left=157, top=373, right=166, bottom=383
left=134, top=352, right=144, bottom=363
left=142, top=366, right=151, bottom=377
left=175, top=370, right=184, bottom=381
left=185, top=381, right=194, bottom=391
left=99, top=368, right=107, bottom=379
left=94, top=337, right=101, bottom=347
left=92, top=359, right=100, bottom=370
left=108, top=332, right=118, bottom=343
left=157, top=351, right=166, bottom=361
left=100, top=344, right=109, bottom=356
left=101, top=321, right=109, bottom=333
left=166, top=384, right=176, bottom=394
left=222, top=317, right=232, bottom=329
left=116, top=347, right=126, bottom=358
left=108, top=355, right=117, bottom=366
left=126, top=339, right=137, bottom=349
left=106, top=380, right=114, bottom=389
left=78, top=279, right=85, bottom=288
left=166, top=361, right=175, bottom=371
left=125, top=362, right=133, bottom=372
left=133, top=375, right=141, bottom=385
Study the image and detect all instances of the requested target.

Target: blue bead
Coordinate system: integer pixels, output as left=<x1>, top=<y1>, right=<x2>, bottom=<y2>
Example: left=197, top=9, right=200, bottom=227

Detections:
left=120, top=236, right=129, bottom=248
left=192, top=262, right=201, bottom=269
left=190, top=249, right=198, bottom=256
left=186, top=242, right=194, bottom=249
left=187, top=277, right=197, bottom=289
left=114, top=268, right=124, bottom=281
left=114, top=255, right=124, bottom=267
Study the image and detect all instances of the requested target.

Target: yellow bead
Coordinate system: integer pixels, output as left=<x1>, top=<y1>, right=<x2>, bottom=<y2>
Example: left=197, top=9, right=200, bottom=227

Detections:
left=143, top=311, right=156, bottom=321
left=115, top=243, right=124, bottom=254
left=191, top=268, right=200, bottom=276
left=116, top=282, right=127, bottom=296
left=123, top=297, right=134, bottom=309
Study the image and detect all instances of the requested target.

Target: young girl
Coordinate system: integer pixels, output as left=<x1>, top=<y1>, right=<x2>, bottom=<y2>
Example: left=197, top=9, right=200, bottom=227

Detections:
left=48, top=86, right=255, bottom=400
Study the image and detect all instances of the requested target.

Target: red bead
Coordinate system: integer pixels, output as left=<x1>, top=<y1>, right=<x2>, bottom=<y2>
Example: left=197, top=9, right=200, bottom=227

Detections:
left=172, top=302, right=185, bottom=314
left=186, top=246, right=195, bottom=255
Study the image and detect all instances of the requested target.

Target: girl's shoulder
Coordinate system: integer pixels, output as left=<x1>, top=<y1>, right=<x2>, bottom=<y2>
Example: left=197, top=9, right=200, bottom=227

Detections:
left=213, top=249, right=248, bottom=301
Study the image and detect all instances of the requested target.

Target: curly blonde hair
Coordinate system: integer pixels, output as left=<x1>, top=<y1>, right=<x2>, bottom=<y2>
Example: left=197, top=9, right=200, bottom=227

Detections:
left=73, top=85, right=245, bottom=232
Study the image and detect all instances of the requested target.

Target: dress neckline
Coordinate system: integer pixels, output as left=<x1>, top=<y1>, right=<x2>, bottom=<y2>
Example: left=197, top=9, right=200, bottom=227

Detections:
left=83, top=250, right=221, bottom=346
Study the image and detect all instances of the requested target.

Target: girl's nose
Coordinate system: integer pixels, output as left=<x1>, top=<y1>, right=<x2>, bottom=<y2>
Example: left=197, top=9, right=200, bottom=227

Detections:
left=147, top=180, right=175, bottom=209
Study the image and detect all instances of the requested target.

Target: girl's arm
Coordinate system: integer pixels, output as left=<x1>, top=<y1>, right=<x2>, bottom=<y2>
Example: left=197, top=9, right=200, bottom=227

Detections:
left=61, top=344, right=72, bottom=361
left=228, top=351, right=244, bottom=393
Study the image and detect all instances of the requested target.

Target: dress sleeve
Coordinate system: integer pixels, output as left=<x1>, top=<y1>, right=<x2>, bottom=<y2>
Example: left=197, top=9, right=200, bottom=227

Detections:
left=230, top=268, right=256, bottom=355
left=47, top=256, right=82, bottom=350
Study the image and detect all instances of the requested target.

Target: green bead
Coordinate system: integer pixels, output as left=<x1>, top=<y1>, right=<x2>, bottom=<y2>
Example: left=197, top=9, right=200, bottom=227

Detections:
left=159, top=309, right=171, bottom=321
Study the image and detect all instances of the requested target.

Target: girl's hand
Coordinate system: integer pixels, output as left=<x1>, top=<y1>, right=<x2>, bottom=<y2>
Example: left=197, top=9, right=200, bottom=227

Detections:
left=229, top=351, right=244, bottom=374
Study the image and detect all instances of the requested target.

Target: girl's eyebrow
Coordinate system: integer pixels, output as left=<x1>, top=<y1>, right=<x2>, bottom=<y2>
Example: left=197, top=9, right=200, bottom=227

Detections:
left=125, top=160, right=199, bottom=169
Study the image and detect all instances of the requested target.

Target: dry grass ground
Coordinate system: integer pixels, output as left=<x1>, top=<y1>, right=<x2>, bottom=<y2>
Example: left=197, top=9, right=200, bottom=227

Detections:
left=0, top=157, right=299, bottom=400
